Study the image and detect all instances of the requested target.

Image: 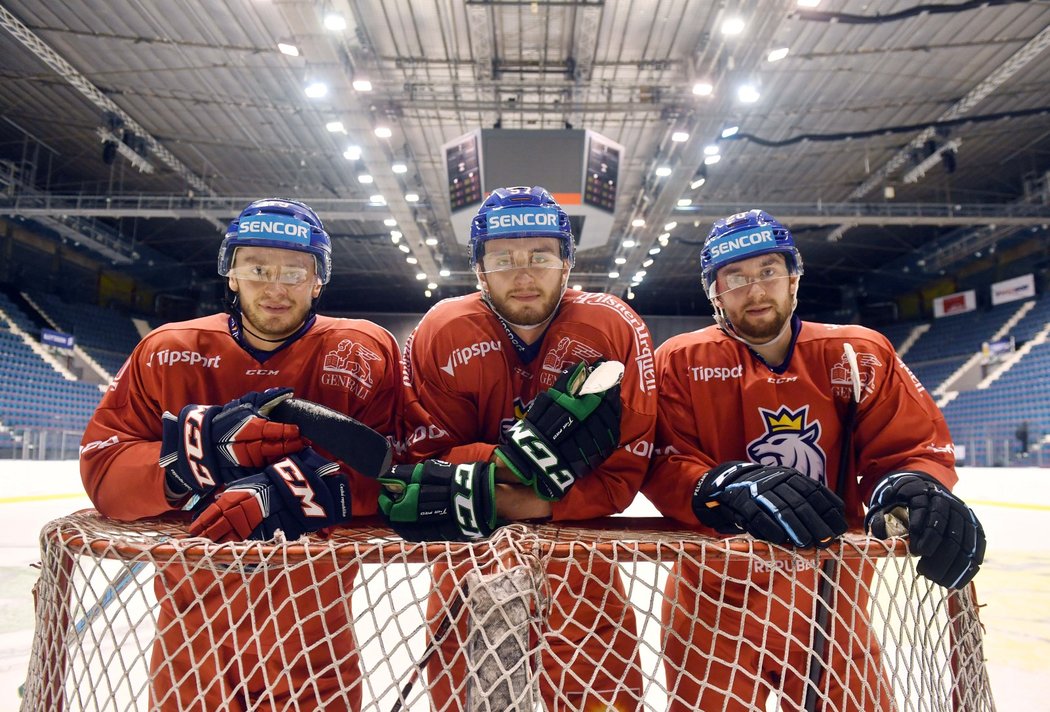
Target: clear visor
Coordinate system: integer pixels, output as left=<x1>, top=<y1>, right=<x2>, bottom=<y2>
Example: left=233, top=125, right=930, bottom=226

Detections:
left=227, top=264, right=314, bottom=286
left=478, top=248, right=565, bottom=274
left=708, top=262, right=794, bottom=300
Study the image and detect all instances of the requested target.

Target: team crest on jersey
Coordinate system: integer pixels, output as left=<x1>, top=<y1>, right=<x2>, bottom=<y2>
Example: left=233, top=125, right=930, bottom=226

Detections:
left=541, top=336, right=602, bottom=387
left=747, top=405, right=827, bottom=484
left=320, top=339, right=381, bottom=398
left=830, top=351, right=882, bottom=402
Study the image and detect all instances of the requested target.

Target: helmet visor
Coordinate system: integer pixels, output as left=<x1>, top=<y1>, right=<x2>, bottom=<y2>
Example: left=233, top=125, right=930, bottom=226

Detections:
left=478, top=248, right=566, bottom=274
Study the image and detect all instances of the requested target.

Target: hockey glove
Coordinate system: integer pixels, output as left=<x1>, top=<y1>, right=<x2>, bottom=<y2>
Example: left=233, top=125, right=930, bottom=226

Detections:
left=692, top=461, right=848, bottom=549
left=865, top=471, right=985, bottom=589
left=160, top=388, right=305, bottom=499
left=495, top=360, right=621, bottom=501
left=378, top=460, right=497, bottom=542
left=188, top=448, right=352, bottom=543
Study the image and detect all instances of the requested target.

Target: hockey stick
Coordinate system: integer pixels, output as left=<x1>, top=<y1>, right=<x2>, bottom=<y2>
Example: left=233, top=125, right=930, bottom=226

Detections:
left=389, top=582, right=467, bottom=712
left=269, top=397, right=393, bottom=478
left=803, top=342, right=861, bottom=712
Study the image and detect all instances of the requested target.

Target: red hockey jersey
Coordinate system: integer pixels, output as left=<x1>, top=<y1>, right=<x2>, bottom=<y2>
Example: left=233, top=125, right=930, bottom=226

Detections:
left=403, top=289, right=658, bottom=521
left=644, top=320, right=957, bottom=529
left=79, top=312, right=404, bottom=711
left=81, top=313, right=403, bottom=521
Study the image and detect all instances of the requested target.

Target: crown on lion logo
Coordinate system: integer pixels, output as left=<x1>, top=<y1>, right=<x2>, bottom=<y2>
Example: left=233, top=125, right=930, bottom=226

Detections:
left=763, top=407, right=804, bottom=432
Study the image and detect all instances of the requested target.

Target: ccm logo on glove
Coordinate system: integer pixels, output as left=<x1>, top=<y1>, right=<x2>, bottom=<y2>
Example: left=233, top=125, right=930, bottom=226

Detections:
left=180, top=405, right=216, bottom=489
left=272, top=459, right=330, bottom=519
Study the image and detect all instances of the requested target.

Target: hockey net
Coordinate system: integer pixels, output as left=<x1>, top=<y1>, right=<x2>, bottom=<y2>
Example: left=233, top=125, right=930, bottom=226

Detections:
left=22, top=510, right=994, bottom=712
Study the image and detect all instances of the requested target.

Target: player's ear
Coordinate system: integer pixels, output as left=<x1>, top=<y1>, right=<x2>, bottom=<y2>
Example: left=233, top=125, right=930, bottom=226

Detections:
left=228, top=276, right=239, bottom=293
left=311, top=278, right=322, bottom=299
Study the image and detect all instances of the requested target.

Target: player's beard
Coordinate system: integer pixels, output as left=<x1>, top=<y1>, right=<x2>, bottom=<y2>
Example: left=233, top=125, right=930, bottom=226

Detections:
left=239, top=296, right=311, bottom=342
left=729, top=296, right=792, bottom=343
left=488, top=284, right=562, bottom=327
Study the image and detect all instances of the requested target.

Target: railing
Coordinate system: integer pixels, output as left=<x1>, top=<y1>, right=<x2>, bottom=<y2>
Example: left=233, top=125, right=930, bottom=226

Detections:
left=0, top=427, right=83, bottom=460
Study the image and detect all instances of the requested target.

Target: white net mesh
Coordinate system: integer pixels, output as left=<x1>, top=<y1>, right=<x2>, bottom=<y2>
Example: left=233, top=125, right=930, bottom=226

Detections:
left=21, top=510, right=994, bottom=712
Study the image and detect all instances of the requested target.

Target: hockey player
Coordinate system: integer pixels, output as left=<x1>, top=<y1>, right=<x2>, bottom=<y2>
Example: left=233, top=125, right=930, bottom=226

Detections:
left=643, top=209, right=986, bottom=711
left=80, top=198, right=403, bottom=711
left=378, top=186, right=657, bottom=711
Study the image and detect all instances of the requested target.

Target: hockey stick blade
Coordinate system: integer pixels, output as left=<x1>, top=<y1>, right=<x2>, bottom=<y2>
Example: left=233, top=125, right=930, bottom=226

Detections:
left=269, top=398, right=392, bottom=478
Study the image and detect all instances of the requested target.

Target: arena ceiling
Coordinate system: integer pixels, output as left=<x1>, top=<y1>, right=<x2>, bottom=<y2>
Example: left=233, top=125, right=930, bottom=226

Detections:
left=1, top=0, right=1050, bottom=317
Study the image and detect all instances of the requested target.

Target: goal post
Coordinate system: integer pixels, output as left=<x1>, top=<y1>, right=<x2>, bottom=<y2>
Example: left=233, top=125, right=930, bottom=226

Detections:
left=22, top=510, right=994, bottom=712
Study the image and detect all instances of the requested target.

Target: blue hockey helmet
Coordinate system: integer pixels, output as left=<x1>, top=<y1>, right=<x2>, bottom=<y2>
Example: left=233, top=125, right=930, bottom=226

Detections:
left=468, top=186, right=575, bottom=268
left=218, top=198, right=332, bottom=284
left=700, top=209, right=802, bottom=298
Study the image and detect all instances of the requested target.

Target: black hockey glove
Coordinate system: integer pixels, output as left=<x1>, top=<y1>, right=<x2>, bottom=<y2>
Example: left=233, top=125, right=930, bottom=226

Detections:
left=378, top=460, right=497, bottom=542
left=495, top=360, right=621, bottom=501
left=160, top=388, right=305, bottom=499
left=188, top=448, right=352, bottom=542
left=865, top=471, right=985, bottom=589
left=692, top=461, right=848, bottom=549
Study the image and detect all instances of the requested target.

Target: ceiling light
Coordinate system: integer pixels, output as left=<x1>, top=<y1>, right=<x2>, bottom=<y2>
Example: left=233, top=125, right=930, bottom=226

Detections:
left=398, top=244, right=410, bottom=253
left=692, top=82, right=713, bottom=96
left=678, top=198, right=692, bottom=207
left=427, top=282, right=438, bottom=290
left=627, top=289, right=635, bottom=300
left=643, top=259, right=654, bottom=267
left=390, top=231, right=402, bottom=244
left=608, top=271, right=620, bottom=279
left=343, top=145, right=362, bottom=160
left=326, top=121, right=345, bottom=133
left=737, top=84, right=760, bottom=103
left=572, top=284, right=582, bottom=291
left=424, top=289, right=432, bottom=298
left=304, top=82, right=328, bottom=99
left=659, top=232, right=671, bottom=241
left=392, top=162, right=408, bottom=174
left=406, top=257, right=418, bottom=265
left=704, top=145, right=720, bottom=156
left=415, top=272, right=427, bottom=280
left=370, top=194, right=386, bottom=205
left=357, top=174, right=374, bottom=184
left=721, top=125, right=739, bottom=138
left=704, top=154, right=722, bottom=165
left=649, top=247, right=661, bottom=255
left=323, top=13, right=347, bottom=31
left=623, top=239, right=636, bottom=248
left=634, top=271, right=647, bottom=280
left=352, top=79, right=373, bottom=92
left=664, top=222, right=678, bottom=231
left=631, top=218, right=646, bottom=227
left=767, top=47, right=789, bottom=62
left=671, top=131, right=689, bottom=143
left=374, top=126, right=393, bottom=138
left=277, top=43, right=300, bottom=57
left=383, top=218, right=397, bottom=227
left=615, top=257, right=627, bottom=265
left=797, top=0, right=822, bottom=7
left=690, top=177, right=706, bottom=190
left=721, top=17, right=745, bottom=35
left=655, top=166, right=672, bottom=177
left=424, top=237, right=438, bottom=246
left=439, top=268, right=451, bottom=277
left=405, top=192, right=420, bottom=202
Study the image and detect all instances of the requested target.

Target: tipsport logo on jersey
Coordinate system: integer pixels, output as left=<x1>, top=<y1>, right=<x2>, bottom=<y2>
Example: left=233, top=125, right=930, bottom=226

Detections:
left=746, top=405, right=827, bottom=486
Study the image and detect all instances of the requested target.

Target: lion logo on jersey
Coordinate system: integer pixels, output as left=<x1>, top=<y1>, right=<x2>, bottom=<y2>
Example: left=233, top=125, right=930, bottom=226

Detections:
left=746, top=405, right=827, bottom=484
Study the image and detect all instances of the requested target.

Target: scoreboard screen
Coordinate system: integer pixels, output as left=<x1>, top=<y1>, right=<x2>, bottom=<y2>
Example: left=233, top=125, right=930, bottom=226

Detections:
left=583, top=132, right=620, bottom=213
left=446, top=132, right=483, bottom=211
